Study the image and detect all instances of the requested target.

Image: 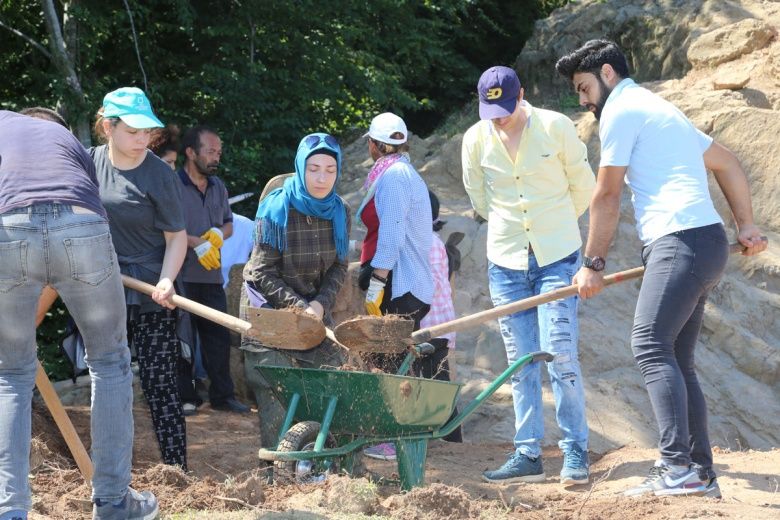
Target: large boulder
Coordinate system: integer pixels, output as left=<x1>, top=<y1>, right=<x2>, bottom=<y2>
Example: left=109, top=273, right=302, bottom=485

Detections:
left=514, top=0, right=763, bottom=102
left=687, top=18, right=776, bottom=67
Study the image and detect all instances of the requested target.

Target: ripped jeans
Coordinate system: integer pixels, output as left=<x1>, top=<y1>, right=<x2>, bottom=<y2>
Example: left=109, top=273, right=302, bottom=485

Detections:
left=488, top=250, right=588, bottom=458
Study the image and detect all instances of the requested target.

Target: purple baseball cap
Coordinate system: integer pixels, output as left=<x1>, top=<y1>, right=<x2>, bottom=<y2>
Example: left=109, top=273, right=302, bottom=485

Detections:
left=477, top=66, right=521, bottom=120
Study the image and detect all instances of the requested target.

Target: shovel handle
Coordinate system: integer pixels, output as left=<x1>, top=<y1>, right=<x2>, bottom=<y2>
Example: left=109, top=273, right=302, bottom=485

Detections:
left=411, top=266, right=645, bottom=343
left=412, top=239, right=764, bottom=344
left=121, top=275, right=252, bottom=334
left=35, top=361, right=94, bottom=482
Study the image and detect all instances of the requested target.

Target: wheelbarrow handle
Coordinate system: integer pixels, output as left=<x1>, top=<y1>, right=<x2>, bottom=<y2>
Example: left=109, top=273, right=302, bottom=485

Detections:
left=121, top=275, right=252, bottom=334
left=412, top=239, right=765, bottom=344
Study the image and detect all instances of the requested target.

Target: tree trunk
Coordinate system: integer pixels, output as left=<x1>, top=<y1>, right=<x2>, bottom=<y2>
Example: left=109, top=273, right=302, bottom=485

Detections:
left=41, top=0, right=91, bottom=145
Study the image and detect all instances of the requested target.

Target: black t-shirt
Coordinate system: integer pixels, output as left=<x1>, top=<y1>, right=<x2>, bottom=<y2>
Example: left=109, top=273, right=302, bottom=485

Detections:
left=0, top=110, right=105, bottom=216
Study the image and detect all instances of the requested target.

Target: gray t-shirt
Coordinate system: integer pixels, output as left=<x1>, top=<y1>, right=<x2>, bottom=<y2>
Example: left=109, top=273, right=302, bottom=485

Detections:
left=90, top=144, right=185, bottom=311
left=177, top=169, right=233, bottom=284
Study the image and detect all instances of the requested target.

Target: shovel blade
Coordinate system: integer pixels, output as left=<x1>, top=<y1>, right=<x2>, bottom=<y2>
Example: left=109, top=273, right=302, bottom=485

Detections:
left=241, top=306, right=325, bottom=350
left=333, top=316, right=414, bottom=353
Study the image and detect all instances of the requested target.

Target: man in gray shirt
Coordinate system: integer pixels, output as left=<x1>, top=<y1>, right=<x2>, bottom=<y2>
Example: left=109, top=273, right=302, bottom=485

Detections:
left=177, top=126, right=249, bottom=414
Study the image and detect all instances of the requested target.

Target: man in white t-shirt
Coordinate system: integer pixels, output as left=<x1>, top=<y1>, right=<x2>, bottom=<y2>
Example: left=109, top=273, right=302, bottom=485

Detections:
left=220, top=213, right=255, bottom=288
left=555, top=39, right=766, bottom=498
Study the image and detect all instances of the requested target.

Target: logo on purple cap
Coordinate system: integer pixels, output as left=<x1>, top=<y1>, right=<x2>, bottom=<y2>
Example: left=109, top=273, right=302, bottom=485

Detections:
left=477, top=66, right=522, bottom=120
left=486, top=87, right=503, bottom=100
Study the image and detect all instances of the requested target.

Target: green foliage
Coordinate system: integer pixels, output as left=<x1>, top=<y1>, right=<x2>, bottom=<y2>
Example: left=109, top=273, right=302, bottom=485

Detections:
left=1, top=0, right=571, bottom=197
left=35, top=298, right=74, bottom=382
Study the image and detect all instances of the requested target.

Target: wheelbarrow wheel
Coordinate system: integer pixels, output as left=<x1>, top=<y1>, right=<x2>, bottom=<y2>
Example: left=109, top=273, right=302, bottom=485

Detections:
left=274, top=421, right=339, bottom=484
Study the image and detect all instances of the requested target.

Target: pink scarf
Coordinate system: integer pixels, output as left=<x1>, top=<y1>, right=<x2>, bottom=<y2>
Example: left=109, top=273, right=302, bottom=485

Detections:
left=357, top=152, right=407, bottom=219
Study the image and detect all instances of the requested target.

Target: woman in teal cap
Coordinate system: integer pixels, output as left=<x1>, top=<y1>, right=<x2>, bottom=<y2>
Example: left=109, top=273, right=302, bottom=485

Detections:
left=90, top=87, right=190, bottom=470
left=241, top=133, right=350, bottom=452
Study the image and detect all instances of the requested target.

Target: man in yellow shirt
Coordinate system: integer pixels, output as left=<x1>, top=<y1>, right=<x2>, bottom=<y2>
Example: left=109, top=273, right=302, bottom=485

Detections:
left=462, top=66, right=595, bottom=486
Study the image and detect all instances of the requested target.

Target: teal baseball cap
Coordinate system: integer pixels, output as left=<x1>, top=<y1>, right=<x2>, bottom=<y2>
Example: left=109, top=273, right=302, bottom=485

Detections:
left=102, top=87, right=163, bottom=128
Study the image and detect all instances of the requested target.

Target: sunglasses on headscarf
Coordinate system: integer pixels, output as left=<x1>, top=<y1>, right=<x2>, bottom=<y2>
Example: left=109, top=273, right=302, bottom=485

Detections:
left=304, top=134, right=339, bottom=150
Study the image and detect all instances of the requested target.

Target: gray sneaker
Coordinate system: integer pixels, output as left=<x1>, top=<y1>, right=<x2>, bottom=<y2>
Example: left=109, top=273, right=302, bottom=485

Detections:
left=93, top=488, right=159, bottom=520
left=624, top=461, right=706, bottom=497
left=691, top=463, right=722, bottom=498
left=482, top=452, right=546, bottom=484
left=560, top=444, right=590, bottom=485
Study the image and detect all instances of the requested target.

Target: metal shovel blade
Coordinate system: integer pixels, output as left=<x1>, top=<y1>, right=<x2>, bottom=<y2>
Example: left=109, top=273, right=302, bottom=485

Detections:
left=242, top=306, right=326, bottom=350
left=333, top=316, right=414, bottom=353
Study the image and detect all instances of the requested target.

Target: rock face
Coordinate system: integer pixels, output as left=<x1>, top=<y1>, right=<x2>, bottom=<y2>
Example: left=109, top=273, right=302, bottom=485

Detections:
left=515, top=0, right=777, bottom=103
left=688, top=18, right=776, bottom=67
left=335, top=0, right=780, bottom=454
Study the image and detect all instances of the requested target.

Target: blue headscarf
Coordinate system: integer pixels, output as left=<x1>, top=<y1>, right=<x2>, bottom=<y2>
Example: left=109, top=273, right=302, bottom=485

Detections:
left=254, top=133, right=348, bottom=260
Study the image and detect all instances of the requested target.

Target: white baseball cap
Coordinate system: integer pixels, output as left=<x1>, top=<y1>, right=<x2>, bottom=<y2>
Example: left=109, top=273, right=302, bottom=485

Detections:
left=363, top=112, right=408, bottom=145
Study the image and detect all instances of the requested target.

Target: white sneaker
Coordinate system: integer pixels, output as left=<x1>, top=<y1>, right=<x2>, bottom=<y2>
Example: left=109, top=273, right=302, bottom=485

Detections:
left=182, top=403, right=197, bottom=416
left=624, top=461, right=706, bottom=497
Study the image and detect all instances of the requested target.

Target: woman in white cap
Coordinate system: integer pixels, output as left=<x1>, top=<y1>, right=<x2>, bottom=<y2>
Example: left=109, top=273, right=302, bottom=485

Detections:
left=89, top=87, right=190, bottom=471
left=357, top=112, right=434, bottom=461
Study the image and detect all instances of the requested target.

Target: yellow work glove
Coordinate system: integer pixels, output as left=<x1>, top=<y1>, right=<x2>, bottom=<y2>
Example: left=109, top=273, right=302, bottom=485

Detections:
left=194, top=241, right=221, bottom=270
left=201, top=227, right=224, bottom=249
left=364, top=276, right=386, bottom=316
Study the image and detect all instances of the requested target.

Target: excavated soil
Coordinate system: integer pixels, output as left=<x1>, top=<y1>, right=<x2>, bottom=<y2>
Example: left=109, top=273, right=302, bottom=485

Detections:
left=27, top=402, right=780, bottom=519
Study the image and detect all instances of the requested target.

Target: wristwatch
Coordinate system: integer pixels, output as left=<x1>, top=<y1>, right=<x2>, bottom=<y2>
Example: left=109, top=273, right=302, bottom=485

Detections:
left=583, top=256, right=606, bottom=272
left=371, top=271, right=388, bottom=284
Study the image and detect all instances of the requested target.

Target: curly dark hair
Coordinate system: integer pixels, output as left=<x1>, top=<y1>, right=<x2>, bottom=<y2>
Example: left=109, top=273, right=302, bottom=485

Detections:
left=555, top=39, right=630, bottom=81
left=149, top=124, right=181, bottom=158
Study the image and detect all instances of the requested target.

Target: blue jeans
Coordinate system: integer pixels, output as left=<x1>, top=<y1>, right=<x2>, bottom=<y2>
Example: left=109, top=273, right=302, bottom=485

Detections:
left=488, top=250, right=588, bottom=458
left=0, top=204, right=132, bottom=516
left=632, top=224, right=728, bottom=470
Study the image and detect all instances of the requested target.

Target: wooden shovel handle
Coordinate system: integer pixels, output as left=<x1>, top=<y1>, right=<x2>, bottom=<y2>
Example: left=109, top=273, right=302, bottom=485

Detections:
left=412, top=239, right=764, bottom=343
left=121, top=275, right=251, bottom=334
left=412, top=266, right=645, bottom=343
left=35, top=361, right=94, bottom=482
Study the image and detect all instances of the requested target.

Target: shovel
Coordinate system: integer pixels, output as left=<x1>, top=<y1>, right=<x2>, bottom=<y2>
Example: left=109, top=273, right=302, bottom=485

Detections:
left=121, top=276, right=326, bottom=350
left=334, top=239, right=765, bottom=353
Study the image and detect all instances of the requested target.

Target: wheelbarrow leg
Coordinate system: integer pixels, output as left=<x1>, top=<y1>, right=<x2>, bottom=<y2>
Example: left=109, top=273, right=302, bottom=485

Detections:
left=276, top=392, right=301, bottom=448
left=396, top=439, right=428, bottom=490
left=314, top=396, right=338, bottom=451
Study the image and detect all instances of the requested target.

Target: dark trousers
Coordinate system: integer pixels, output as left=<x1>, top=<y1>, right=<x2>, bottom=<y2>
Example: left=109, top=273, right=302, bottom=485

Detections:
left=133, top=310, right=187, bottom=469
left=631, top=224, right=728, bottom=471
left=180, top=282, right=235, bottom=406
left=413, top=338, right=462, bottom=442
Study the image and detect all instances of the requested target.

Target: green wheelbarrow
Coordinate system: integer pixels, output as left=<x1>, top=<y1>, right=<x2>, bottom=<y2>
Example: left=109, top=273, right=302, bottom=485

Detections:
left=256, top=349, right=554, bottom=490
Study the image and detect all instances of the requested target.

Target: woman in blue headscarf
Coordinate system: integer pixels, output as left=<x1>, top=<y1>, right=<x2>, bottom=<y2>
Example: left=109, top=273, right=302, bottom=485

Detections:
left=241, top=133, right=351, bottom=450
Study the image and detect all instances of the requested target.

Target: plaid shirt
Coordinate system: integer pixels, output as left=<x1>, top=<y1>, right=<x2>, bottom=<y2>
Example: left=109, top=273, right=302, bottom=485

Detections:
left=419, top=234, right=456, bottom=348
left=243, top=205, right=351, bottom=313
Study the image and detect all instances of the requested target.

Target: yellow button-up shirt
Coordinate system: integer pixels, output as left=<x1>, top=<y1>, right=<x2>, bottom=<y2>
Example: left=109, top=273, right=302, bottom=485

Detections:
left=462, top=102, right=595, bottom=269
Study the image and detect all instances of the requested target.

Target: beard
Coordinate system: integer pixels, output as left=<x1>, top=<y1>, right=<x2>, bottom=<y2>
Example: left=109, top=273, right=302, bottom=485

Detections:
left=587, top=77, right=612, bottom=120
left=194, top=157, right=219, bottom=176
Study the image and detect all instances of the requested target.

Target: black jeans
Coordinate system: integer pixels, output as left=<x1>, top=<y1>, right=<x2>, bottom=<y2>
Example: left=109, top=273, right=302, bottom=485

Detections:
left=412, top=338, right=462, bottom=442
left=180, top=282, right=236, bottom=406
left=631, top=224, right=728, bottom=470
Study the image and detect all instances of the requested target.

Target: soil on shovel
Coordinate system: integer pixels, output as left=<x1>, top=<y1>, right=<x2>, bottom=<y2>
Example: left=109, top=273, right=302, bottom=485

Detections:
left=26, top=400, right=780, bottom=519
left=334, top=314, right=413, bottom=353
